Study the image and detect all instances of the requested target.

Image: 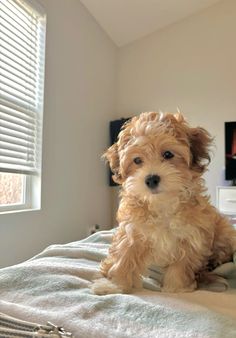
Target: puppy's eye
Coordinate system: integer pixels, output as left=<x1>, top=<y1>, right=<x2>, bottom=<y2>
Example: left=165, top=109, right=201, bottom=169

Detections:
left=133, top=157, right=143, bottom=165
left=163, top=151, right=174, bottom=159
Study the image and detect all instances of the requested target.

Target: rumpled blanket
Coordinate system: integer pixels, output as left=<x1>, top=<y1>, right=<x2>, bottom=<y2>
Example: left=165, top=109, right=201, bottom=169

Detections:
left=0, top=230, right=236, bottom=338
left=144, top=252, right=236, bottom=292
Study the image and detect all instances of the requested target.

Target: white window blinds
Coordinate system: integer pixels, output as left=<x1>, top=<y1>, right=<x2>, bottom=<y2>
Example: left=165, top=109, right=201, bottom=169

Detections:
left=0, top=0, right=46, bottom=175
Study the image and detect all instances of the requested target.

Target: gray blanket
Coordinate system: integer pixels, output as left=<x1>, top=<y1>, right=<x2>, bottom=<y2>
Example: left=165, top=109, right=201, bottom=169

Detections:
left=0, top=230, right=236, bottom=338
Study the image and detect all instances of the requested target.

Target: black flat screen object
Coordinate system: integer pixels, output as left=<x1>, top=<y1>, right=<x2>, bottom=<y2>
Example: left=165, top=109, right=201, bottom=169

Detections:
left=108, top=118, right=130, bottom=186
left=225, top=121, right=236, bottom=184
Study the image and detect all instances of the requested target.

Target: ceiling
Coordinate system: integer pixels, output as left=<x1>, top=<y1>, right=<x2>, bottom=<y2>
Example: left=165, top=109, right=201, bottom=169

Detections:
left=80, top=0, right=223, bottom=46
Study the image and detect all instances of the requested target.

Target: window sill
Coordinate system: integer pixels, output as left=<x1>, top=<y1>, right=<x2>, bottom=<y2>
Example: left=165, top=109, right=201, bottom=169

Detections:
left=0, top=206, right=41, bottom=215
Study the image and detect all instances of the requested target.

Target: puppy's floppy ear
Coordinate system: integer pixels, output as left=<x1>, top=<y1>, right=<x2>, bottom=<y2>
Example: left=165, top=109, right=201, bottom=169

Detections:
left=188, top=127, right=213, bottom=173
left=102, top=143, right=123, bottom=184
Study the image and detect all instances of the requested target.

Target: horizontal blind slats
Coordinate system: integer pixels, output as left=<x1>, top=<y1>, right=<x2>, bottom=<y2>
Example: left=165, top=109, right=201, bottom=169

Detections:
left=1, top=77, right=36, bottom=101
left=0, top=11, right=38, bottom=46
left=0, top=25, right=38, bottom=59
left=1, top=66, right=37, bottom=94
left=0, top=35, right=37, bottom=66
left=0, top=125, right=36, bottom=144
left=0, top=92, right=36, bottom=112
left=0, top=148, right=35, bottom=161
left=0, top=19, right=38, bottom=53
left=0, top=166, right=36, bottom=175
left=0, top=140, right=34, bottom=154
left=0, top=0, right=45, bottom=175
left=0, top=156, right=34, bottom=167
left=0, top=98, right=37, bottom=119
left=0, top=57, right=37, bottom=84
left=7, top=0, right=38, bottom=25
left=0, top=104, right=36, bottom=124
left=0, top=63, right=37, bottom=88
left=1, top=86, right=36, bottom=108
left=0, top=112, right=36, bottom=131
left=2, top=1, right=38, bottom=36
left=0, top=49, right=37, bottom=77
left=0, top=134, right=35, bottom=150
left=0, top=35, right=37, bottom=71
left=0, top=119, right=35, bottom=137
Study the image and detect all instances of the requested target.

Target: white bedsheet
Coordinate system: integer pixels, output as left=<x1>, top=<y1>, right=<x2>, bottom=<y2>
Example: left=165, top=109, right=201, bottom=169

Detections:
left=0, top=230, right=235, bottom=338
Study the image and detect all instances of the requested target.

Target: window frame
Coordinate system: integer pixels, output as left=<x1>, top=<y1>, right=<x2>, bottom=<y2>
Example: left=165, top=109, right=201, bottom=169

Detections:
left=0, top=0, right=46, bottom=214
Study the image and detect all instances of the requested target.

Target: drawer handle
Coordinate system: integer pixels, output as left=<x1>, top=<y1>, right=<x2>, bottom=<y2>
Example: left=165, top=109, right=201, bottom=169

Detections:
left=226, top=199, right=236, bottom=203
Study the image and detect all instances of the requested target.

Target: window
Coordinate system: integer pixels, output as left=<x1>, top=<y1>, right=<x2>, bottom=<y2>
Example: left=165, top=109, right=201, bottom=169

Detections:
left=0, top=0, right=46, bottom=213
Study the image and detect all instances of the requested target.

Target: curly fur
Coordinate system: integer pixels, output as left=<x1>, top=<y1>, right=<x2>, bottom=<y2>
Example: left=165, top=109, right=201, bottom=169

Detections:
left=92, top=112, right=236, bottom=295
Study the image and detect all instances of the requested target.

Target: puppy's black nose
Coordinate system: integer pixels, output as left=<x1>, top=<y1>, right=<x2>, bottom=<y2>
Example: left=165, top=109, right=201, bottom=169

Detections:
left=145, top=175, right=160, bottom=189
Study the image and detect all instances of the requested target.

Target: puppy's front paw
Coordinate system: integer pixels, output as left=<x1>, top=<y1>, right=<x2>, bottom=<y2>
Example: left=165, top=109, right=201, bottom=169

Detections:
left=91, top=278, right=128, bottom=295
left=161, top=280, right=197, bottom=293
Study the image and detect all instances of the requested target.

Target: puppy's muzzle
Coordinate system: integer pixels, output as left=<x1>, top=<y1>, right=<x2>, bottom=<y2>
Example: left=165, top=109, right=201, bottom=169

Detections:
left=145, top=174, right=160, bottom=190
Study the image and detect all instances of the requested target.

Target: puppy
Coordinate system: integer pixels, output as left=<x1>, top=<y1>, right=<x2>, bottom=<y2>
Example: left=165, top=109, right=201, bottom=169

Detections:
left=92, top=112, right=236, bottom=295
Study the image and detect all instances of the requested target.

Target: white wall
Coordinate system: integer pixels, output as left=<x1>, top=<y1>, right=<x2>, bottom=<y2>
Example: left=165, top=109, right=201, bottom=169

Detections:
left=116, top=0, right=236, bottom=205
left=0, top=0, right=117, bottom=268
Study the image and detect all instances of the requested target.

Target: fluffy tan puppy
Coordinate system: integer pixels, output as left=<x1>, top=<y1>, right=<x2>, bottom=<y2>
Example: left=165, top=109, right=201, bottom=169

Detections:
left=92, top=112, right=236, bottom=295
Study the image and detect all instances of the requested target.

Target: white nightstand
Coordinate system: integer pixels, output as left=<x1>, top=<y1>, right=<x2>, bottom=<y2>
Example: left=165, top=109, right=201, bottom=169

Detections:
left=216, top=186, right=236, bottom=226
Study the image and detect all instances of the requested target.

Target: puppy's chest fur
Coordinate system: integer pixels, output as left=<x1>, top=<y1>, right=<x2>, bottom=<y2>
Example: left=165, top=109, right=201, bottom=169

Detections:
left=137, top=210, right=212, bottom=268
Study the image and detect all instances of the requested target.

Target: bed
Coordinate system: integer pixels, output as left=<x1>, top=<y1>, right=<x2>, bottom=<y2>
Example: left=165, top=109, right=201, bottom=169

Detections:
left=0, top=230, right=235, bottom=338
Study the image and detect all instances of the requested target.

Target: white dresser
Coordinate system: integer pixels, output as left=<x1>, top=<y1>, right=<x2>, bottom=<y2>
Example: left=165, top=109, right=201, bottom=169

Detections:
left=216, top=186, right=236, bottom=226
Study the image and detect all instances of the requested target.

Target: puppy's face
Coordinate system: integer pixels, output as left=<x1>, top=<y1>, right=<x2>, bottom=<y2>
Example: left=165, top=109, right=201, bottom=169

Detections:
left=105, top=112, right=212, bottom=202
